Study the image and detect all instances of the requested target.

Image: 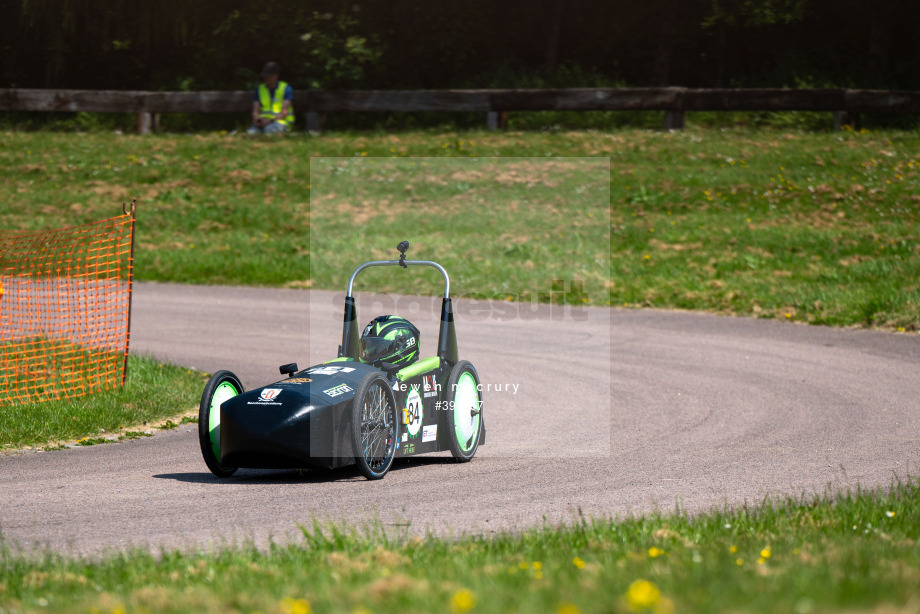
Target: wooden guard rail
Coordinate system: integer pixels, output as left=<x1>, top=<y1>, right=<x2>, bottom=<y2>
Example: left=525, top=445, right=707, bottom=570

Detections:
left=2, top=87, right=919, bottom=133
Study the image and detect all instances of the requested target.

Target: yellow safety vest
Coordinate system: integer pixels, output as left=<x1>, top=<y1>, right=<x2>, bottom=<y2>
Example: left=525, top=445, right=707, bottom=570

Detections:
left=257, top=81, right=293, bottom=126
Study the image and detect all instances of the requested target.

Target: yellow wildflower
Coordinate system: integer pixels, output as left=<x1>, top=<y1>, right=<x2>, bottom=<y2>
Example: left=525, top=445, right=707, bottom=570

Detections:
left=452, top=589, right=476, bottom=613
left=280, top=598, right=310, bottom=614
left=626, top=579, right=661, bottom=611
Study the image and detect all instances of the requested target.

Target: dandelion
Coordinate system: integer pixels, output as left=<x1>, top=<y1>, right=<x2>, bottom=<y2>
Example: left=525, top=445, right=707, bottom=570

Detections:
left=736, top=558, right=744, bottom=566
left=452, top=589, right=476, bottom=613
left=626, top=579, right=661, bottom=611
left=760, top=547, right=771, bottom=559
left=729, top=545, right=738, bottom=554
left=644, top=255, right=650, bottom=260
left=648, top=547, right=664, bottom=558
left=573, top=556, right=586, bottom=569
left=280, top=597, right=310, bottom=614
left=533, top=561, right=543, bottom=571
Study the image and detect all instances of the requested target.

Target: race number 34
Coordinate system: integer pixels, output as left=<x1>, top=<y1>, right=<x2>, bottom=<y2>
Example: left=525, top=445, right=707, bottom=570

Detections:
left=405, top=389, right=422, bottom=438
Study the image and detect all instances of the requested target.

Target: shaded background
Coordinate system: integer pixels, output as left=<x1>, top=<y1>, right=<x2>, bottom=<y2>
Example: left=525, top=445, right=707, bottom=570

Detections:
left=2, top=0, right=918, bottom=92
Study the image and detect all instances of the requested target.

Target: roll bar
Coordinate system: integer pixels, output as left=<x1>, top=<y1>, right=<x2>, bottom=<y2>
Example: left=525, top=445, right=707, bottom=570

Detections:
left=338, top=242, right=458, bottom=364
left=346, top=260, right=450, bottom=299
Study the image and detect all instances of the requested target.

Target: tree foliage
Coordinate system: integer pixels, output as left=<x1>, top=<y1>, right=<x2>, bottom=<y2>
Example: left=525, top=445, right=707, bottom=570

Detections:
left=2, top=0, right=918, bottom=91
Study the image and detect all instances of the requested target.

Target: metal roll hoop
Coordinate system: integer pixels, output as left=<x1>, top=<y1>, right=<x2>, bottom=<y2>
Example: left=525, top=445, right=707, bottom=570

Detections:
left=346, top=259, right=450, bottom=299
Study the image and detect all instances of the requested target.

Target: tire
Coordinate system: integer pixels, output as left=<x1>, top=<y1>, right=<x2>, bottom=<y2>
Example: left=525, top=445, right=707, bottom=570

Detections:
left=198, top=370, right=242, bottom=477
left=445, top=360, right=483, bottom=462
left=351, top=371, right=398, bottom=480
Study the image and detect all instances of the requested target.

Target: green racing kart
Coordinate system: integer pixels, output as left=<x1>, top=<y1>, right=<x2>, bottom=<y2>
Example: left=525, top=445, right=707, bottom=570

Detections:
left=198, top=241, right=485, bottom=480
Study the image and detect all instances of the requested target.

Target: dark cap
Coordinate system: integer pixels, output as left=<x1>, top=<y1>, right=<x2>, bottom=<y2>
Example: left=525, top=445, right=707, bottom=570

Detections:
left=259, top=62, right=281, bottom=77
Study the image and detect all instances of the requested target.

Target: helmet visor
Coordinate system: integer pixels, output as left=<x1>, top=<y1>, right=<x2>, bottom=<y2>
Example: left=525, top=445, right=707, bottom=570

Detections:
left=360, top=336, right=398, bottom=363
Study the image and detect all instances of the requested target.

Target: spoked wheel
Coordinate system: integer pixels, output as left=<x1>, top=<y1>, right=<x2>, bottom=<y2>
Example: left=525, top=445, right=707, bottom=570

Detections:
left=351, top=372, right=398, bottom=480
left=198, top=370, right=242, bottom=477
left=445, top=360, right=483, bottom=461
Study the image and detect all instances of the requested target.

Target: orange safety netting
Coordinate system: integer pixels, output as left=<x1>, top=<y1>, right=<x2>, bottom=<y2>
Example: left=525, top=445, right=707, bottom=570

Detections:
left=0, top=203, right=136, bottom=405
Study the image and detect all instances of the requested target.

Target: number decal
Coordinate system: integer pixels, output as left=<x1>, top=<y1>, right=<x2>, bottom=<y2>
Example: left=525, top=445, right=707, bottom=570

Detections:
left=405, top=388, right=423, bottom=438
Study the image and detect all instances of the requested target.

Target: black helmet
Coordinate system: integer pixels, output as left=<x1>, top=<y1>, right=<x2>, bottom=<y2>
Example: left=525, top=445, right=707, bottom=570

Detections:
left=360, top=316, right=420, bottom=367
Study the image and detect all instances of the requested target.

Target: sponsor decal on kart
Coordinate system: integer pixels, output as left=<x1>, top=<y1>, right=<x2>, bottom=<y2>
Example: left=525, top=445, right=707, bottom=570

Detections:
left=422, top=374, right=439, bottom=398
left=260, top=389, right=282, bottom=401
left=323, top=383, right=353, bottom=398
left=247, top=388, right=284, bottom=406
left=283, top=378, right=312, bottom=383
left=308, top=366, right=356, bottom=376
left=422, top=424, right=438, bottom=443
left=404, top=388, right=423, bottom=439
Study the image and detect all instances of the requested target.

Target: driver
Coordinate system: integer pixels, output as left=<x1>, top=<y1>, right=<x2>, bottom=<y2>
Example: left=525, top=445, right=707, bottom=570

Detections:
left=360, top=316, right=420, bottom=367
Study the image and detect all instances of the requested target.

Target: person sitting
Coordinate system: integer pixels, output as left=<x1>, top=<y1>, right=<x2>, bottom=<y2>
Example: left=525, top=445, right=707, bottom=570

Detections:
left=247, top=61, right=294, bottom=134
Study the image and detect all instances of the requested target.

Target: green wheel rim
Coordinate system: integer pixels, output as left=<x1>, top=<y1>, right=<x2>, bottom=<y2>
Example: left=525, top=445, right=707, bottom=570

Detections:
left=453, top=371, right=480, bottom=453
left=209, top=381, right=239, bottom=460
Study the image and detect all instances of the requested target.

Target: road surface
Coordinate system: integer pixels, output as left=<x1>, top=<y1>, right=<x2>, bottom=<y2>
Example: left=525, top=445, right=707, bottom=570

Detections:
left=1, top=282, right=917, bottom=555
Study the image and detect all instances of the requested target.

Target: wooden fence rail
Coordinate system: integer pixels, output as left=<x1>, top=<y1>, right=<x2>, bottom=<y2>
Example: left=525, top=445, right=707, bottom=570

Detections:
left=2, top=87, right=919, bottom=133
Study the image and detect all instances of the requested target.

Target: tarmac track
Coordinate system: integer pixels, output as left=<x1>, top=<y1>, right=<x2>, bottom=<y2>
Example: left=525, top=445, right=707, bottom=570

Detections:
left=1, top=282, right=918, bottom=556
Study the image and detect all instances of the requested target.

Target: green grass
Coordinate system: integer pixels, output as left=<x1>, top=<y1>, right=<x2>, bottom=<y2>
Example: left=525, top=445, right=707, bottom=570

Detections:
left=0, top=355, right=207, bottom=450
left=0, top=481, right=917, bottom=613
left=0, top=127, right=917, bottom=328
left=308, top=156, right=608, bottom=303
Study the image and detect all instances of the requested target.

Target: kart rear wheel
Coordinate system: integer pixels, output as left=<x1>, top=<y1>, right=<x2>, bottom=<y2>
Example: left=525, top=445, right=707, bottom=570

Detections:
left=198, top=370, right=242, bottom=478
left=351, top=372, right=398, bottom=480
left=445, top=360, right=483, bottom=462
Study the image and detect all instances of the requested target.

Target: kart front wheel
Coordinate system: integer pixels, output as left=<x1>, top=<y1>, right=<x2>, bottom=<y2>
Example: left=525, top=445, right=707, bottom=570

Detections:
left=198, top=370, right=243, bottom=478
left=445, top=360, right=483, bottom=462
left=351, top=372, right=398, bottom=480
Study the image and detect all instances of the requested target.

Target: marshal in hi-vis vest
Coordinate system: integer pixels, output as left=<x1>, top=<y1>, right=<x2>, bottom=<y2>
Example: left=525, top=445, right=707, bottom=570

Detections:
left=257, top=81, right=293, bottom=126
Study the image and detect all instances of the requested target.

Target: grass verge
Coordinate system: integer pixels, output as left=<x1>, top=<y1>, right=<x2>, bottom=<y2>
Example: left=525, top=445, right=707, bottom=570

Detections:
left=0, top=355, right=208, bottom=451
left=0, top=128, right=917, bottom=328
left=0, top=480, right=917, bottom=613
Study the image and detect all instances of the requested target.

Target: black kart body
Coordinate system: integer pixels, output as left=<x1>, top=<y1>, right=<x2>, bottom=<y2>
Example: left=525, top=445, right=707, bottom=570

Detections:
left=220, top=358, right=482, bottom=469
left=199, top=243, right=485, bottom=480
